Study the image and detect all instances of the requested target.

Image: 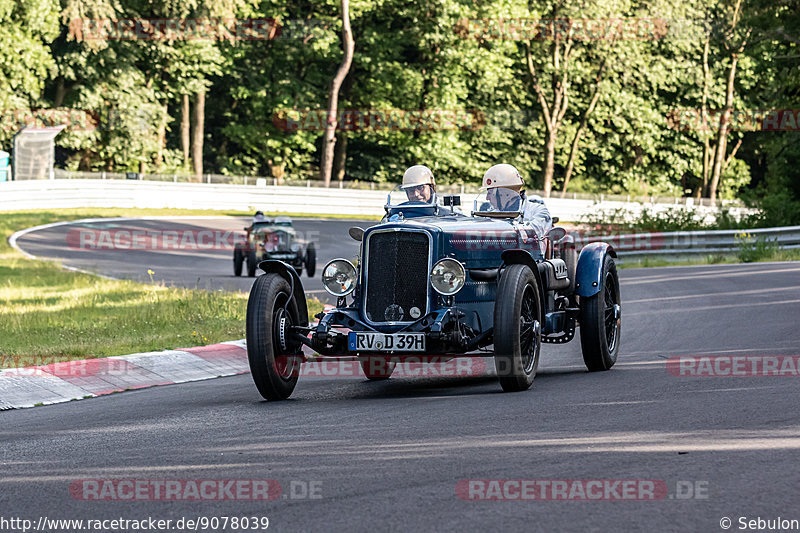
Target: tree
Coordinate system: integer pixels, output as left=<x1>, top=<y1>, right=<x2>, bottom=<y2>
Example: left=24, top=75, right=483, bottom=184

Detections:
left=320, top=0, right=354, bottom=186
left=0, top=0, right=60, bottom=143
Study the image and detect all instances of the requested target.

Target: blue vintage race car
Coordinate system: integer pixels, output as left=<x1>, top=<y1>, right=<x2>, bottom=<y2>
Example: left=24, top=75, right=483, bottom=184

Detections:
left=245, top=188, right=621, bottom=400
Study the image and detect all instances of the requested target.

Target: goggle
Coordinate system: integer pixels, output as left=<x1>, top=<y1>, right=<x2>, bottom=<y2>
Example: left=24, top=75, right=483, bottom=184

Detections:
left=405, top=184, right=430, bottom=194
left=487, top=187, right=521, bottom=210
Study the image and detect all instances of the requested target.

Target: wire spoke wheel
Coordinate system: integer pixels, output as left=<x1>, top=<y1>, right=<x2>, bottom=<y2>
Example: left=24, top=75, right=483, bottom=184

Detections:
left=579, top=255, right=621, bottom=371
left=518, top=286, right=540, bottom=374
left=602, top=272, right=620, bottom=353
left=494, top=264, right=542, bottom=392
left=246, top=273, right=302, bottom=400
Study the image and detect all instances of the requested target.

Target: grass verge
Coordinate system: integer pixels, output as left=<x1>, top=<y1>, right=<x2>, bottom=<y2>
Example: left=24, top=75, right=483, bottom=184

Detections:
left=0, top=208, right=324, bottom=365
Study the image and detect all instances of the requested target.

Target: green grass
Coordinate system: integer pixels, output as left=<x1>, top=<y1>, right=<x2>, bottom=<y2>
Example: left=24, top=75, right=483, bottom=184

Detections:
left=0, top=208, right=326, bottom=367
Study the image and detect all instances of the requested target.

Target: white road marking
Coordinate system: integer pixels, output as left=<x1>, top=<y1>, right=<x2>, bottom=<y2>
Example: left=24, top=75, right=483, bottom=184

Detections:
left=621, top=265, right=800, bottom=285
left=626, top=298, right=800, bottom=315
left=625, top=285, right=796, bottom=304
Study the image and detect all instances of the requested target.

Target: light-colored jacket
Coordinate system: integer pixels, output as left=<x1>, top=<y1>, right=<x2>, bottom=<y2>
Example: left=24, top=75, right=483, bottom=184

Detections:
left=518, top=194, right=553, bottom=237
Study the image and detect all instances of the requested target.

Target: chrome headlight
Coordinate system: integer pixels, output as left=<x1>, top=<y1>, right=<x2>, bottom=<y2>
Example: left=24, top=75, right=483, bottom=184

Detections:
left=430, top=258, right=466, bottom=296
left=322, top=259, right=357, bottom=296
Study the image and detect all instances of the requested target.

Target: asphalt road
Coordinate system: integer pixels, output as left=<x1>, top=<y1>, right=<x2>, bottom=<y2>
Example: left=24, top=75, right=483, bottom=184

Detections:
left=12, top=216, right=373, bottom=299
left=4, top=218, right=800, bottom=532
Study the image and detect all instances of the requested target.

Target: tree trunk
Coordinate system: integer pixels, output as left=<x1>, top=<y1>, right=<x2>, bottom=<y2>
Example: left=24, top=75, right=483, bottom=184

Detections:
left=54, top=77, right=66, bottom=107
left=333, top=133, right=348, bottom=183
left=699, top=138, right=710, bottom=198
left=699, top=33, right=711, bottom=198
left=320, top=0, right=355, bottom=187
left=708, top=0, right=748, bottom=201
left=525, top=38, right=571, bottom=198
left=708, top=53, right=738, bottom=202
left=543, top=130, right=556, bottom=196
left=155, top=102, right=167, bottom=171
left=561, top=61, right=605, bottom=198
left=182, top=94, right=191, bottom=170
left=192, top=89, right=205, bottom=180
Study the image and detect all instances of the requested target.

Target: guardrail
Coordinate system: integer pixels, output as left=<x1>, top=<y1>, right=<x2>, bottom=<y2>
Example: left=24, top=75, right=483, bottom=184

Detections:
left=577, top=226, right=800, bottom=261
left=1, top=178, right=795, bottom=260
left=1, top=177, right=751, bottom=222
left=51, top=169, right=739, bottom=208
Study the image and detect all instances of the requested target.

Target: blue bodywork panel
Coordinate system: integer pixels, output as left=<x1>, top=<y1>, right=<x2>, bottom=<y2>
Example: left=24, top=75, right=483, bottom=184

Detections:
left=355, top=215, right=545, bottom=334
left=257, top=259, right=309, bottom=327
left=575, top=242, right=616, bottom=298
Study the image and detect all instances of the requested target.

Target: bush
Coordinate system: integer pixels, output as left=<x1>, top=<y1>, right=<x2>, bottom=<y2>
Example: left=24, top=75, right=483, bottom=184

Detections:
left=746, top=190, right=800, bottom=228
left=579, top=204, right=775, bottom=233
left=579, top=205, right=736, bottom=233
left=735, top=233, right=780, bottom=263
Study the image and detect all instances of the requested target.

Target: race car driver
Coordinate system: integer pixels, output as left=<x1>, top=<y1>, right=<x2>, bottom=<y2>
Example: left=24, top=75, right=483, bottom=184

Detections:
left=401, top=165, right=436, bottom=203
left=481, top=163, right=553, bottom=236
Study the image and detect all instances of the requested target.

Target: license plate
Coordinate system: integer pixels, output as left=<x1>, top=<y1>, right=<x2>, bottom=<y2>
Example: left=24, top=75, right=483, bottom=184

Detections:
left=348, top=332, right=425, bottom=352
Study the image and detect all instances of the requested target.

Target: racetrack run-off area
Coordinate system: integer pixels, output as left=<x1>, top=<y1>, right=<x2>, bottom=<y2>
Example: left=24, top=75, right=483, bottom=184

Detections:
left=2, top=217, right=799, bottom=532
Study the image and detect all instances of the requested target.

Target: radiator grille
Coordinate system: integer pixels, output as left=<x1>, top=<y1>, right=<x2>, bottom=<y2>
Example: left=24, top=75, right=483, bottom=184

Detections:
left=365, top=231, right=429, bottom=322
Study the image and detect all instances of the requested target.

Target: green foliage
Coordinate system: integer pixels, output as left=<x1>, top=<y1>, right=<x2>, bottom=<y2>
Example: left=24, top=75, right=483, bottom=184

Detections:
left=0, top=0, right=795, bottom=210
left=578, top=204, right=768, bottom=232
left=735, top=232, right=780, bottom=263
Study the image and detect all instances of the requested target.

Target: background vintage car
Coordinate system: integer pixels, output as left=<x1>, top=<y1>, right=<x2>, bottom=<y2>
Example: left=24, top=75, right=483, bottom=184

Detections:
left=245, top=194, right=620, bottom=400
left=233, top=216, right=316, bottom=277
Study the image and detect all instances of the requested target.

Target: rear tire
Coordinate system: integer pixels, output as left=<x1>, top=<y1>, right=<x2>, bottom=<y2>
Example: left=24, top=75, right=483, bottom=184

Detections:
left=579, top=255, right=621, bottom=371
left=246, top=273, right=303, bottom=400
left=361, top=358, right=396, bottom=380
left=305, top=243, right=317, bottom=278
left=493, top=264, right=542, bottom=392
left=247, top=250, right=257, bottom=277
left=233, top=247, right=244, bottom=276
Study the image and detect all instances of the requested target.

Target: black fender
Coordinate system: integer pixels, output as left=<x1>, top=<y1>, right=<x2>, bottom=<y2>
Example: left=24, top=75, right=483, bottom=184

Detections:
left=257, top=260, right=309, bottom=327
left=500, top=249, right=547, bottom=319
left=575, top=242, right=617, bottom=298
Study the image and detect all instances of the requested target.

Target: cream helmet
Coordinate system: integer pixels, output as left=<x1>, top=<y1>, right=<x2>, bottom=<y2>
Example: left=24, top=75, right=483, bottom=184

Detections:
left=401, top=165, right=435, bottom=189
left=481, top=163, right=524, bottom=190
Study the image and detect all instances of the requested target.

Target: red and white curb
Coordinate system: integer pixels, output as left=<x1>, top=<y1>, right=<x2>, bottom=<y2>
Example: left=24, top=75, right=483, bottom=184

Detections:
left=0, top=340, right=249, bottom=410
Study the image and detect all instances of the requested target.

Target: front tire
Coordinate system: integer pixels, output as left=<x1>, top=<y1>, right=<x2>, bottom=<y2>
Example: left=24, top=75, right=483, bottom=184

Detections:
left=493, top=264, right=542, bottom=392
left=579, top=255, right=621, bottom=371
left=233, top=247, right=244, bottom=276
left=361, top=358, right=396, bottom=380
left=246, top=250, right=257, bottom=277
left=246, top=273, right=303, bottom=400
left=304, top=243, right=317, bottom=278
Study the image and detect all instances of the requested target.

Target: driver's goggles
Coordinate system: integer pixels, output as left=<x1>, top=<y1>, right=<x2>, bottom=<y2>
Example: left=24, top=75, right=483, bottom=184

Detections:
left=405, top=184, right=430, bottom=194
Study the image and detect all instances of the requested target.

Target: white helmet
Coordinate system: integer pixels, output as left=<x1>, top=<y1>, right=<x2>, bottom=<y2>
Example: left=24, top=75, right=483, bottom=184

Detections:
left=402, top=165, right=435, bottom=189
left=481, top=163, right=524, bottom=190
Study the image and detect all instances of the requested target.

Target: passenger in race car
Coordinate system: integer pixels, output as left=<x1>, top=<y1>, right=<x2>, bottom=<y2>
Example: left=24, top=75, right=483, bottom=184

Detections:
left=401, top=165, right=436, bottom=203
left=481, top=163, right=553, bottom=237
